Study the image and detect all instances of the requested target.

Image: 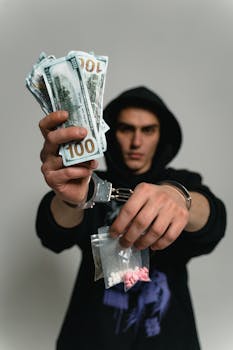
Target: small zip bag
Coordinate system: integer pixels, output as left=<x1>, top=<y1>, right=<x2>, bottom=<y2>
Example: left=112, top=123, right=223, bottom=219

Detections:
left=91, top=226, right=150, bottom=291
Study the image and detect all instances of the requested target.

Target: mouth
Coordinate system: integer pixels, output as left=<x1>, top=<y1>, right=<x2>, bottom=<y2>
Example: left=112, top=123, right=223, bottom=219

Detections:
left=127, top=152, right=144, bottom=160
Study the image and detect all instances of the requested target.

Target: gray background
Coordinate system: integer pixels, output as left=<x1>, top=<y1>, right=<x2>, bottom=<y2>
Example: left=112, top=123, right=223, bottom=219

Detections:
left=0, top=0, right=232, bottom=349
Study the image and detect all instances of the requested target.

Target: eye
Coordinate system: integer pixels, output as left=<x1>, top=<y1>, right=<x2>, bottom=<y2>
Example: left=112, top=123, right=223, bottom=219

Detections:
left=116, top=123, right=134, bottom=133
left=142, top=126, right=159, bottom=135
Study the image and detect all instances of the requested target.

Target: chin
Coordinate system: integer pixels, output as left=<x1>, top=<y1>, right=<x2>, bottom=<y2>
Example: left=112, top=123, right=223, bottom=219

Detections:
left=125, top=161, right=143, bottom=173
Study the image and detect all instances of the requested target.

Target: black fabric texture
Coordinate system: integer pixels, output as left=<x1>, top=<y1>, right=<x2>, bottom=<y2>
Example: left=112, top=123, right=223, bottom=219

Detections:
left=35, top=86, right=226, bottom=350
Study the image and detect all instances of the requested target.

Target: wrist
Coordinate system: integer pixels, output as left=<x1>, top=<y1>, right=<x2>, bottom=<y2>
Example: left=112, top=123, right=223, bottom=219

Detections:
left=62, top=183, right=95, bottom=209
left=55, top=195, right=85, bottom=210
left=158, top=180, right=192, bottom=210
left=51, top=195, right=84, bottom=228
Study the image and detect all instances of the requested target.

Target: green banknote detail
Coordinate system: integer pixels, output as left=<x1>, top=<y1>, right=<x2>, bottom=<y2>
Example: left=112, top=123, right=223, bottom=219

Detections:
left=43, top=55, right=103, bottom=166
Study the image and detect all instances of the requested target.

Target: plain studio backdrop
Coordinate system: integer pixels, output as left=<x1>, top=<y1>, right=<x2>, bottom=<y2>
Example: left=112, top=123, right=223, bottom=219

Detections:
left=0, top=0, right=232, bottom=349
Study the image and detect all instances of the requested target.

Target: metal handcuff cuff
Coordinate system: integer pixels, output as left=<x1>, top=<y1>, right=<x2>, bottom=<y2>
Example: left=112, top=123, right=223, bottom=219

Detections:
left=80, top=172, right=134, bottom=209
left=66, top=173, right=191, bottom=210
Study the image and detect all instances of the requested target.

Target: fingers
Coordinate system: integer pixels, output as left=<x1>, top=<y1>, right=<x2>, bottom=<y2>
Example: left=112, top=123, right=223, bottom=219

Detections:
left=133, top=205, right=172, bottom=249
left=41, top=158, right=98, bottom=203
left=150, top=217, right=187, bottom=250
left=41, top=154, right=63, bottom=172
left=39, top=110, right=88, bottom=163
left=39, top=110, right=68, bottom=138
left=46, top=125, right=87, bottom=145
left=38, top=110, right=99, bottom=205
left=134, top=196, right=188, bottom=250
left=39, top=110, right=87, bottom=145
left=109, top=183, right=189, bottom=251
left=40, top=140, right=59, bottom=162
left=41, top=156, right=98, bottom=178
left=42, top=165, right=93, bottom=189
left=110, top=183, right=150, bottom=238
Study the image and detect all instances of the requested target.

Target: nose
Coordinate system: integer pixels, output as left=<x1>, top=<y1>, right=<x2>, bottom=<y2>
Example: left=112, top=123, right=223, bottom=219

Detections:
left=131, top=129, right=143, bottom=148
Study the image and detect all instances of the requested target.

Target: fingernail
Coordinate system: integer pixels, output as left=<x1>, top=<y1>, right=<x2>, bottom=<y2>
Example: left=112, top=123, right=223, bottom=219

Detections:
left=109, top=229, right=118, bottom=238
left=90, top=160, right=98, bottom=169
left=79, top=128, right=86, bottom=137
left=60, top=110, right=68, bottom=118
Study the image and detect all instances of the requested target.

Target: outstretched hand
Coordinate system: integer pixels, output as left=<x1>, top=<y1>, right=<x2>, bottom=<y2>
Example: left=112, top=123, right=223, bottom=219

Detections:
left=109, top=182, right=190, bottom=251
left=39, top=110, right=98, bottom=206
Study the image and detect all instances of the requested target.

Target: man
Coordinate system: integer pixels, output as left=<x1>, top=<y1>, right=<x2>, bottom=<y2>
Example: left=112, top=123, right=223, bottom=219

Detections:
left=36, top=86, right=226, bottom=349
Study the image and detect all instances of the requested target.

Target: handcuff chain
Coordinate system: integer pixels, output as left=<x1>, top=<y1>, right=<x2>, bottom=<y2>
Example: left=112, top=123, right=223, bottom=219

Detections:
left=111, top=188, right=134, bottom=202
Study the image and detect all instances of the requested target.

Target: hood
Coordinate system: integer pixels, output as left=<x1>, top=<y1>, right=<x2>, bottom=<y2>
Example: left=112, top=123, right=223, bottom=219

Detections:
left=103, top=86, right=182, bottom=187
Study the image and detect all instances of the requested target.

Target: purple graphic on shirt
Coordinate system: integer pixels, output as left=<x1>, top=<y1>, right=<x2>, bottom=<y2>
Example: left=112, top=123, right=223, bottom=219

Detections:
left=103, top=269, right=171, bottom=337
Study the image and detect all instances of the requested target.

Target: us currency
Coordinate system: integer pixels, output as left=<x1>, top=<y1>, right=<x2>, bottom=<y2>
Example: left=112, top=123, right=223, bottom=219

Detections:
left=43, top=55, right=104, bottom=166
left=26, top=52, right=55, bottom=114
left=26, top=50, right=109, bottom=165
left=69, top=51, right=108, bottom=127
left=69, top=51, right=109, bottom=151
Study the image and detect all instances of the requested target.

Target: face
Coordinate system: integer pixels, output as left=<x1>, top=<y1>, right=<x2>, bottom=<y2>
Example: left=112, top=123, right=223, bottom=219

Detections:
left=115, top=107, right=160, bottom=174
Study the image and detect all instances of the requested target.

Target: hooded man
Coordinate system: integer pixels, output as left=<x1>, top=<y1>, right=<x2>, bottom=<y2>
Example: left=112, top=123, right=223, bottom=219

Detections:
left=36, top=86, right=226, bottom=349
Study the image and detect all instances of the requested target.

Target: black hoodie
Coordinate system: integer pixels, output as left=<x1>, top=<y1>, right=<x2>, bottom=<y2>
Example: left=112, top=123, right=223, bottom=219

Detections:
left=36, top=86, right=226, bottom=350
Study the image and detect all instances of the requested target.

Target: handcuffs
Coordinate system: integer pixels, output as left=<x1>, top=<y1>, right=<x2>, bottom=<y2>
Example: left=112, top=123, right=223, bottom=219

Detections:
left=81, top=172, right=134, bottom=209
left=65, top=173, right=191, bottom=210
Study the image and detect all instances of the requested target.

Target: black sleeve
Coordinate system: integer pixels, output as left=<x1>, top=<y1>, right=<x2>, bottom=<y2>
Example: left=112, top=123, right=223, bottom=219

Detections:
left=155, top=169, right=227, bottom=264
left=35, top=190, right=107, bottom=254
left=35, top=191, right=89, bottom=253
left=180, top=186, right=226, bottom=261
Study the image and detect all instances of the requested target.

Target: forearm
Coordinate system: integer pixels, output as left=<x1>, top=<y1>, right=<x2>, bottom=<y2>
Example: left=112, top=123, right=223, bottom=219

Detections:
left=51, top=195, right=84, bottom=228
left=185, top=191, right=210, bottom=232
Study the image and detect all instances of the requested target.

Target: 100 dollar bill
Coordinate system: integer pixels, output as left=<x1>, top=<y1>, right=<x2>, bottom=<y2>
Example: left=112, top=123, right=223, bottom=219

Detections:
left=43, top=55, right=103, bottom=166
left=26, top=53, right=55, bottom=114
left=69, top=51, right=109, bottom=151
left=69, top=51, right=108, bottom=129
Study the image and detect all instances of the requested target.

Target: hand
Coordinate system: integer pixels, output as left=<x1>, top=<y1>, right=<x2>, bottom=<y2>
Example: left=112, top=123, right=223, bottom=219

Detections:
left=39, top=110, right=98, bottom=205
left=109, top=182, right=189, bottom=250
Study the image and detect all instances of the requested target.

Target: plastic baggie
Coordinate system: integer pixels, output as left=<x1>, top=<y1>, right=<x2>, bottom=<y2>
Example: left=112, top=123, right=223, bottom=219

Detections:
left=91, top=226, right=150, bottom=291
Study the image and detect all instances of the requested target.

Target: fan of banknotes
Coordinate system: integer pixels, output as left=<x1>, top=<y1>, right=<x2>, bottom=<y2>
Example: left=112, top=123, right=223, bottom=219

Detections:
left=26, top=50, right=109, bottom=166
